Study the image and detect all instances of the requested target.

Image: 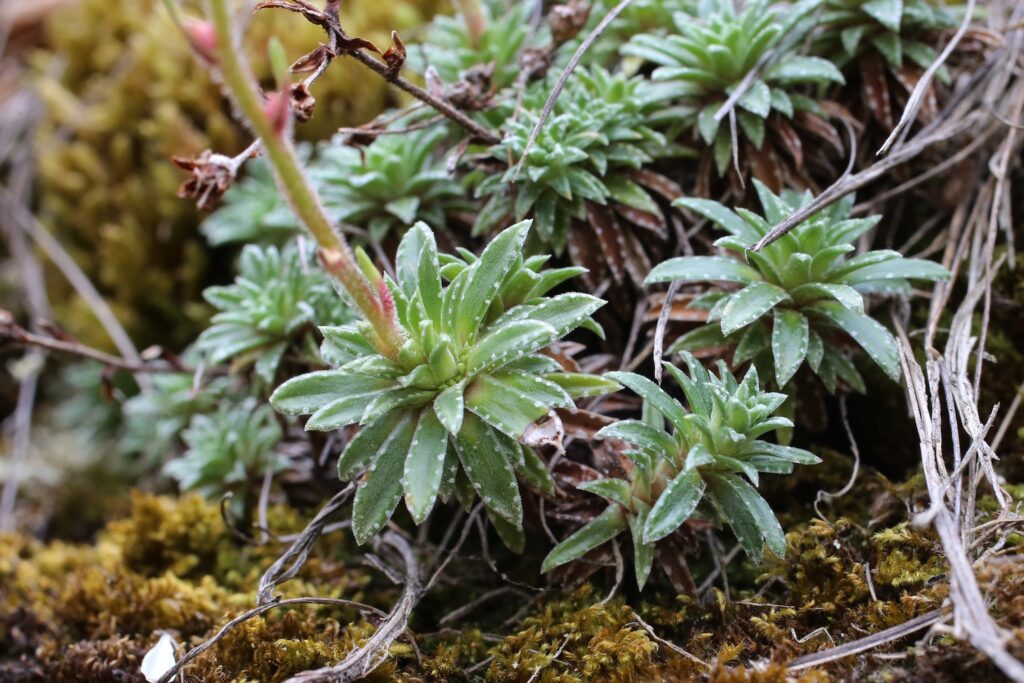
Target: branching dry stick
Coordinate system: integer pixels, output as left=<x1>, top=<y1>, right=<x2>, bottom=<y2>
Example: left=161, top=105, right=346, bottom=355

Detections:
left=0, top=319, right=185, bottom=374
left=283, top=532, right=422, bottom=683
left=253, top=0, right=499, bottom=144
left=153, top=597, right=386, bottom=683
left=257, top=483, right=356, bottom=605
left=750, top=113, right=980, bottom=252
left=896, top=332, right=1024, bottom=682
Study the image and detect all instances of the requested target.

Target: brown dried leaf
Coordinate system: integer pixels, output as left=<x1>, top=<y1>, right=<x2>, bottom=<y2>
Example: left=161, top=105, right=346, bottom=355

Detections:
left=549, top=0, right=591, bottom=45
left=893, top=66, right=938, bottom=121
left=620, top=219, right=652, bottom=285
left=567, top=218, right=607, bottom=287
left=289, top=44, right=334, bottom=73
left=254, top=0, right=328, bottom=27
left=859, top=51, right=893, bottom=128
left=748, top=143, right=783, bottom=193
left=772, top=116, right=804, bottom=170
left=382, top=31, right=406, bottom=77
left=585, top=201, right=627, bottom=284
left=171, top=150, right=237, bottom=210
left=289, top=82, right=316, bottom=122
left=642, top=292, right=709, bottom=324
left=629, top=168, right=683, bottom=202
left=794, top=111, right=845, bottom=156
left=614, top=202, right=667, bottom=238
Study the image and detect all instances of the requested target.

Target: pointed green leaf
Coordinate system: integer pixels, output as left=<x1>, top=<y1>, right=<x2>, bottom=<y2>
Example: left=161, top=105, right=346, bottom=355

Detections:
left=643, top=470, right=705, bottom=544
left=807, top=301, right=900, bottom=380
left=863, top=0, right=903, bottom=33
left=578, top=478, right=633, bottom=508
left=457, top=220, right=531, bottom=341
left=840, top=258, right=950, bottom=285
left=271, top=370, right=390, bottom=417
left=628, top=503, right=655, bottom=590
left=434, top=380, right=466, bottom=436
left=672, top=199, right=761, bottom=242
left=604, top=371, right=689, bottom=434
left=455, top=413, right=523, bottom=525
left=402, top=407, right=450, bottom=524
left=351, top=412, right=417, bottom=544
left=486, top=505, right=525, bottom=553
left=772, top=309, right=809, bottom=386
left=646, top=256, right=761, bottom=285
left=465, top=373, right=552, bottom=439
left=720, top=282, right=790, bottom=336
left=544, top=372, right=621, bottom=399
left=541, top=505, right=627, bottom=573
left=337, top=410, right=409, bottom=480
left=466, top=319, right=557, bottom=376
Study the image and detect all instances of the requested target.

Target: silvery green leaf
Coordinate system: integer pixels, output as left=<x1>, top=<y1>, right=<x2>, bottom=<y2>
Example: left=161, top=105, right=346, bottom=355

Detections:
left=434, top=380, right=466, bottom=436
left=403, top=407, right=450, bottom=524
left=604, top=371, right=689, bottom=434
left=807, top=301, right=900, bottom=380
left=541, top=505, right=627, bottom=573
left=771, top=309, right=809, bottom=386
left=643, top=470, right=705, bottom=544
left=455, top=413, right=523, bottom=525
left=578, top=478, right=633, bottom=508
left=464, top=373, right=552, bottom=439
left=352, top=412, right=417, bottom=544
left=720, top=282, right=790, bottom=336
left=646, top=256, right=761, bottom=285
left=863, top=0, right=903, bottom=33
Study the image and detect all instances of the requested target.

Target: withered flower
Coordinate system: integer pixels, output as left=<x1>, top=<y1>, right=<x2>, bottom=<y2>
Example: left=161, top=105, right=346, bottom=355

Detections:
left=172, top=150, right=240, bottom=210
left=549, top=0, right=591, bottom=45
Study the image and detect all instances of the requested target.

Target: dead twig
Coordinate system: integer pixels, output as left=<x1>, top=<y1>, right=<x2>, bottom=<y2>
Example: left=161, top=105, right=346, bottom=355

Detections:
left=153, top=597, right=386, bottom=683
left=283, top=531, right=422, bottom=682
left=787, top=609, right=948, bottom=671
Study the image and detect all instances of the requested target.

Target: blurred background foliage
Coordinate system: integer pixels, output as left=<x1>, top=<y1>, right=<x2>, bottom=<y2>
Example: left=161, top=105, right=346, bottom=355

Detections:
left=29, top=0, right=442, bottom=350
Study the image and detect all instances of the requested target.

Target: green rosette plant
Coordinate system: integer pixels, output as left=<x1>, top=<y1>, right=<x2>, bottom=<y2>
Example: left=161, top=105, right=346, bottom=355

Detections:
left=410, top=0, right=546, bottom=90
left=270, top=220, right=618, bottom=546
left=316, top=127, right=471, bottom=242
left=164, top=398, right=286, bottom=498
left=196, top=242, right=353, bottom=383
left=816, top=0, right=959, bottom=75
left=623, top=0, right=845, bottom=176
left=121, top=372, right=231, bottom=464
left=474, top=67, right=680, bottom=282
left=647, top=181, right=950, bottom=390
left=543, top=354, right=819, bottom=588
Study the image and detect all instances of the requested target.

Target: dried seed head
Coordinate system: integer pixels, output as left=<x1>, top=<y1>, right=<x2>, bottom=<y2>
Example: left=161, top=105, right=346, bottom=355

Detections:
left=172, top=150, right=237, bottom=210
left=548, top=0, right=591, bottom=45
left=290, top=82, right=316, bottom=122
